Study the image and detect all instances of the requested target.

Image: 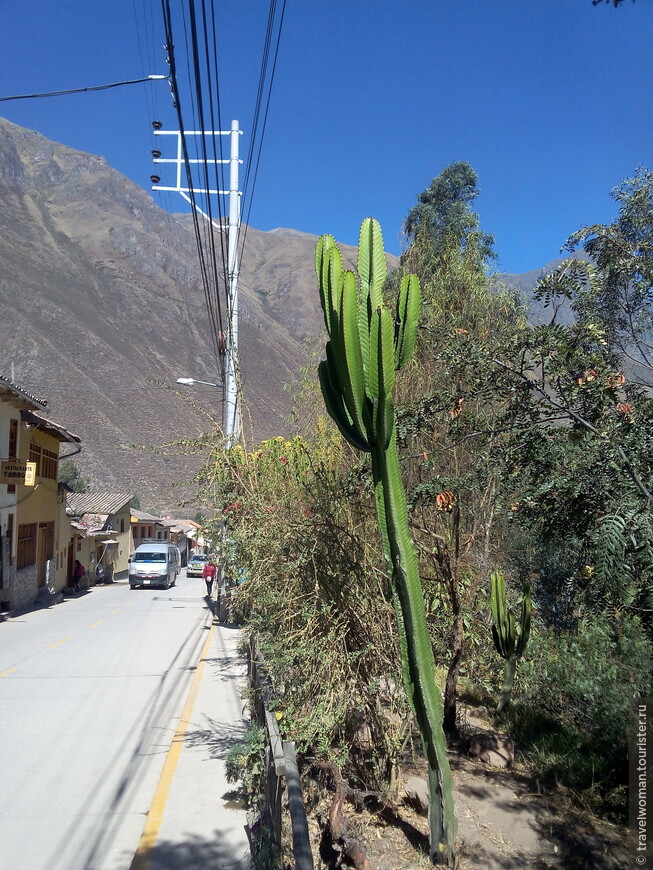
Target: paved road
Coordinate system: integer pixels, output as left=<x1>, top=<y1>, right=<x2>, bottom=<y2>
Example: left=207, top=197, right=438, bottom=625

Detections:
left=0, top=571, right=250, bottom=870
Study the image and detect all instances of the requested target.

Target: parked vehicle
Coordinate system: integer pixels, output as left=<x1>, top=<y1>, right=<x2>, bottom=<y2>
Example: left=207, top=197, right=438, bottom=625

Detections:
left=186, top=554, right=208, bottom=578
left=129, top=542, right=181, bottom=589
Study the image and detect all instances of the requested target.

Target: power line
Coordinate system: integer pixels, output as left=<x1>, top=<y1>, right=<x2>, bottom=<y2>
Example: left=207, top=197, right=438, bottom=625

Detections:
left=154, top=0, right=287, bottom=443
left=0, top=75, right=168, bottom=103
left=160, top=0, right=226, bottom=387
left=239, top=0, right=287, bottom=268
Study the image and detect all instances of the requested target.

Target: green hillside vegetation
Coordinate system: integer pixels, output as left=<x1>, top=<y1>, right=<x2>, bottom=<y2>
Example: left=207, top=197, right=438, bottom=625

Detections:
left=195, top=164, right=653, bottom=862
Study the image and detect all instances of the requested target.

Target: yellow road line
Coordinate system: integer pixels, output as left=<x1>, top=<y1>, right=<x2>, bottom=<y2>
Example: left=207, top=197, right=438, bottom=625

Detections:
left=49, top=636, right=73, bottom=650
left=111, top=608, right=120, bottom=615
left=130, top=621, right=215, bottom=870
left=89, top=620, right=102, bottom=628
left=0, top=667, right=17, bottom=678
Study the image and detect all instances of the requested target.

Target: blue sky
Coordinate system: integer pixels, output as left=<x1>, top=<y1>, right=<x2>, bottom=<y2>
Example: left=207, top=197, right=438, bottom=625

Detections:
left=2, top=0, right=652, bottom=275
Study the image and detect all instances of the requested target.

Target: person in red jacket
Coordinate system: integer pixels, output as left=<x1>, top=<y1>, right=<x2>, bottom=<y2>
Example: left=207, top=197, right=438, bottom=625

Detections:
left=72, top=560, right=85, bottom=593
left=202, top=558, right=217, bottom=597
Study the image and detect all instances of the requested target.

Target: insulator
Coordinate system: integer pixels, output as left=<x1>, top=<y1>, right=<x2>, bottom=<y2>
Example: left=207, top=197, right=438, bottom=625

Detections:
left=150, top=175, right=161, bottom=185
left=152, top=120, right=163, bottom=130
left=151, top=149, right=162, bottom=159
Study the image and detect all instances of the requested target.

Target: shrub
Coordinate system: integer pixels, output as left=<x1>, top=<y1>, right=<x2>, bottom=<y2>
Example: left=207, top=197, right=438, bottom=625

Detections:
left=510, top=614, right=652, bottom=820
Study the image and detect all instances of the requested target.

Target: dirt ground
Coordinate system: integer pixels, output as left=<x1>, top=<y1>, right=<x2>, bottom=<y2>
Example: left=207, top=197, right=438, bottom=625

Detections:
left=302, top=728, right=631, bottom=870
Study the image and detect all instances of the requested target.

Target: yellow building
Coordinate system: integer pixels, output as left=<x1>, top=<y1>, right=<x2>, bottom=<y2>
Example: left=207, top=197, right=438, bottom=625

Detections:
left=1, top=377, right=81, bottom=612
left=16, top=410, right=82, bottom=605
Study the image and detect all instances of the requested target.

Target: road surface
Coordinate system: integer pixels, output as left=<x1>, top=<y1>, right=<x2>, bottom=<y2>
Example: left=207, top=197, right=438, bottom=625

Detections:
left=0, top=571, right=249, bottom=870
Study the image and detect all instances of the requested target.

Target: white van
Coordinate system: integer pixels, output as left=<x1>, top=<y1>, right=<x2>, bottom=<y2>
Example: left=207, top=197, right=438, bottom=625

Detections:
left=129, top=542, right=181, bottom=590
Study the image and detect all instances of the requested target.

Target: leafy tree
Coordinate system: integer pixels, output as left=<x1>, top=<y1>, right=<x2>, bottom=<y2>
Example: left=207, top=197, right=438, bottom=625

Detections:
left=491, top=172, right=653, bottom=619
left=564, top=166, right=653, bottom=378
left=403, top=161, right=495, bottom=276
left=389, top=163, right=524, bottom=736
left=130, top=495, right=141, bottom=510
left=58, top=460, right=90, bottom=492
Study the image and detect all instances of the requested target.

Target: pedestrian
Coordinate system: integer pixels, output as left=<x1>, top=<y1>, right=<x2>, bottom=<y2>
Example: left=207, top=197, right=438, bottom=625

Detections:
left=202, top=557, right=217, bottom=597
left=72, top=559, right=85, bottom=593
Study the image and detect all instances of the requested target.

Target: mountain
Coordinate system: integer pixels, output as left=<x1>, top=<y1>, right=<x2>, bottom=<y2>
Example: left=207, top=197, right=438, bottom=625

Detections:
left=0, top=117, right=349, bottom=511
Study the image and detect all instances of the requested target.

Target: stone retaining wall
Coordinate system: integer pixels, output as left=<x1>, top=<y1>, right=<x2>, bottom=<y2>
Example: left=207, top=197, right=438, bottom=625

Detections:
left=12, top=566, right=38, bottom=612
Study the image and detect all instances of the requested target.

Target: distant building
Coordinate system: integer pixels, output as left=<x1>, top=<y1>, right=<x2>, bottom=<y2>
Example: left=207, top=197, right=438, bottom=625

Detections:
left=131, top=508, right=168, bottom=546
left=66, top=492, right=133, bottom=582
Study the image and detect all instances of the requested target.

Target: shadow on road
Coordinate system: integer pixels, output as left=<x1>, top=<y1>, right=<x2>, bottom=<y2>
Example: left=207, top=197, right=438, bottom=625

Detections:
left=136, top=831, right=252, bottom=870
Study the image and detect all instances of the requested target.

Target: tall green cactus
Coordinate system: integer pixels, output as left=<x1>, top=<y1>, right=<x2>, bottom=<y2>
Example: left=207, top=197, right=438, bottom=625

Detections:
left=490, top=571, right=532, bottom=715
left=316, top=219, right=457, bottom=867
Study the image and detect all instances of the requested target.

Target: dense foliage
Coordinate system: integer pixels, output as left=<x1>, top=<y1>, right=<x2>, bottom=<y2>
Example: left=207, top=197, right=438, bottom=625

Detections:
left=194, top=163, right=653, bottom=831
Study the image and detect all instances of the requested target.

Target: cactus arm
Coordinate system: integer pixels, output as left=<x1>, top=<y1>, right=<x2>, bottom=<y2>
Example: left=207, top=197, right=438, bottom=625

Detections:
left=516, top=584, right=532, bottom=659
left=318, top=360, right=370, bottom=452
left=395, top=274, right=421, bottom=370
left=491, top=571, right=516, bottom=659
left=316, top=235, right=339, bottom=333
left=339, top=270, right=366, bottom=434
left=491, top=624, right=505, bottom=659
left=370, top=307, right=396, bottom=449
left=367, top=307, right=382, bottom=401
left=490, top=571, right=506, bottom=633
left=358, top=217, right=387, bottom=310
left=358, top=294, right=370, bottom=384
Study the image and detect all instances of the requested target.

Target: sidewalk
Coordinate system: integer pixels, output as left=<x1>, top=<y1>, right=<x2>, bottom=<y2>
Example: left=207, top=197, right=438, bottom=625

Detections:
left=132, top=602, right=252, bottom=870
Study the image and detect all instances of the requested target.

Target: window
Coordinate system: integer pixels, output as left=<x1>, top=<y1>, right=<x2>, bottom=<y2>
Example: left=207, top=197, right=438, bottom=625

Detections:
left=29, top=442, right=42, bottom=477
left=120, top=518, right=125, bottom=534
left=17, top=523, right=37, bottom=570
left=7, top=419, right=17, bottom=494
left=41, top=448, right=58, bottom=480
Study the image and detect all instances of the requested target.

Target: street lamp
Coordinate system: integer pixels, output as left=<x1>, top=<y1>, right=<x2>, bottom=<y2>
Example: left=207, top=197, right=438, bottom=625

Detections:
left=176, top=375, right=238, bottom=447
left=176, top=377, right=222, bottom=388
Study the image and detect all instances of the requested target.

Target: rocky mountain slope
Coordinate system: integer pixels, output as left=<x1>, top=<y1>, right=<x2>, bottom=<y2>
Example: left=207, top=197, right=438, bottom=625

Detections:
left=0, top=117, right=363, bottom=511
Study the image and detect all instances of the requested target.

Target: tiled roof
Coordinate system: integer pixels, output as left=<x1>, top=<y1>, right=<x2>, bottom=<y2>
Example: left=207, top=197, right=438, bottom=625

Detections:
left=0, top=377, right=48, bottom=411
left=22, top=409, right=81, bottom=444
left=173, top=519, right=200, bottom=531
left=67, top=492, right=134, bottom=516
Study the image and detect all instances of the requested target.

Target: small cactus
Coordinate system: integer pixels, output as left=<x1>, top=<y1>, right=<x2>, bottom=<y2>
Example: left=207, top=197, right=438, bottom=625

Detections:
left=490, top=571, right=532, bottom=715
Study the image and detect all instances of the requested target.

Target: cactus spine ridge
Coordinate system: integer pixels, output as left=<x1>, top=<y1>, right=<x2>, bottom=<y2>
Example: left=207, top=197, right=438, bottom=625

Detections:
left=358, top=217, right=387, bottom=310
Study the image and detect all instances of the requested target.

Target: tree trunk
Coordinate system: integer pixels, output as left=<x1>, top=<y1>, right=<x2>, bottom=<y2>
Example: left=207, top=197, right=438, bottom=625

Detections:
left=436, top=542, right=463, bottom=741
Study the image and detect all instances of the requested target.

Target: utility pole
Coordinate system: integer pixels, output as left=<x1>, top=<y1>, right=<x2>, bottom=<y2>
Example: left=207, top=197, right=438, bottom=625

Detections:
left=224, top=120, right=240, bottom=448
left=150, top=122, right=242, bottom=447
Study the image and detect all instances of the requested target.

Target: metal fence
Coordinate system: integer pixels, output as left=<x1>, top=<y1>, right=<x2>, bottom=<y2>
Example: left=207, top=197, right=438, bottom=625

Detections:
left=248, top=638, right=314, bottom=870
